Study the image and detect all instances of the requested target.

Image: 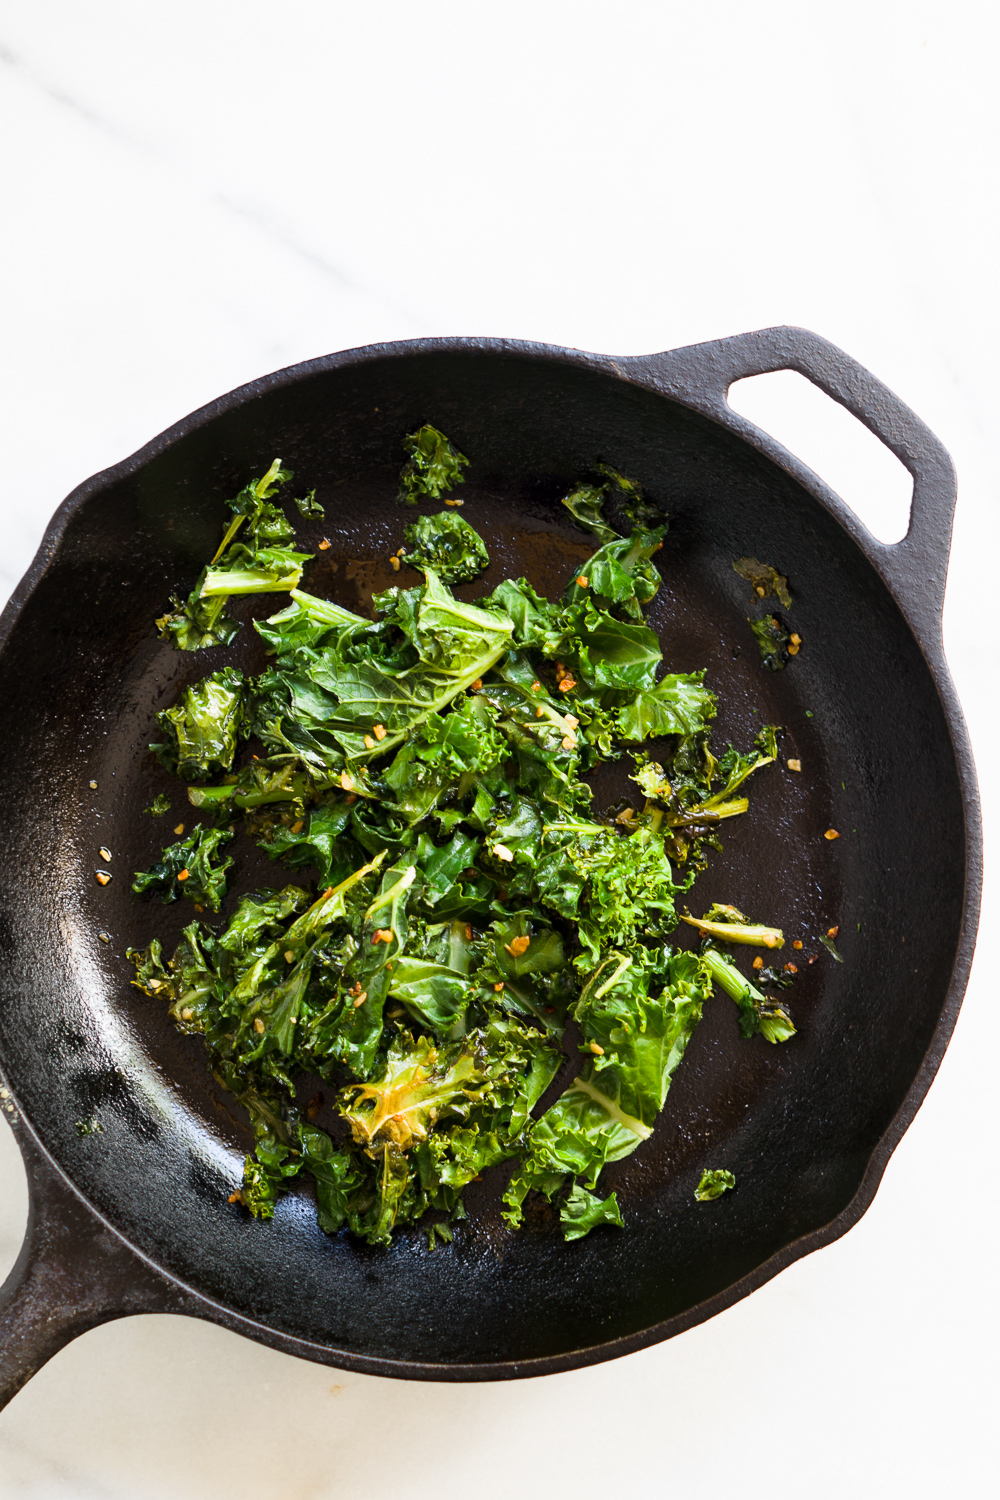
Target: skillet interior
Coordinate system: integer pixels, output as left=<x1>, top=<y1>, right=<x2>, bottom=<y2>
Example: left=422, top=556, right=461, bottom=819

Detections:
left=0, top=348, right=966, bottom=1368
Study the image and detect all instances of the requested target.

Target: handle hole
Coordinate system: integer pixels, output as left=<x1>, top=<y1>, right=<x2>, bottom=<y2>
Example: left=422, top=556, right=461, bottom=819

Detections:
left=727, top=370, right=914, bottom=544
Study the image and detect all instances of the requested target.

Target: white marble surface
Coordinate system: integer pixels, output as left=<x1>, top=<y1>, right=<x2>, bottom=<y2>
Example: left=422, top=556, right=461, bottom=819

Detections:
left=0, top=3, right=997, bottom=1496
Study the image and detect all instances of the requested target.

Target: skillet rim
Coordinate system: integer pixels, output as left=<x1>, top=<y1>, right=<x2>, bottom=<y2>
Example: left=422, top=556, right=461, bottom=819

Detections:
left=0, top=329, right=983, bottom=1381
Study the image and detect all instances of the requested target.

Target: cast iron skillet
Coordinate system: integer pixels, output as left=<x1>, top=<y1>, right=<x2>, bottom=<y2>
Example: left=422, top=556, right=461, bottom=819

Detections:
left=0, top=327, right=981, bottom=1404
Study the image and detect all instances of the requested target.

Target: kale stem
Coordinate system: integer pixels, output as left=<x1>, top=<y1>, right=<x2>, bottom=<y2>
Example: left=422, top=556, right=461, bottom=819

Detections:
left=673, top=796, right=748, bottom=823
left=680, top=915, right=783, bottom=948
left=701, top=946, right=766, bottom=1005
left=202, top=567, right=303, bottom=596
left=364, top=865, right=417, bottom=919
left=210, top=512, right=247, bottom=566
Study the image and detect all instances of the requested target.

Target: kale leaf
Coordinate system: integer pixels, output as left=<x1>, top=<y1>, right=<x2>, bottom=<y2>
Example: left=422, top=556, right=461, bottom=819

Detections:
left=399, top=425, right=469, bottom=505
left=749, top=614, right=793, bottom=670
left=629, top=724, right=779, bottom=868
left=295, top=489, right=325, bottom=519
left=616, top=671, right=716, bottom=742
left=562, top=466, right=663, bottom=543
left=131, top=824, right=234, bottom=912
left=504, top=951, right=711, bottom=1225
left=156, top=460, right=313, bottom=651
left=187, top=572, right=515, bottom=816
left=820, top=932, right=844, bottom=962
left=733, top=556, right=792, bottom=610
left=152, top=667, right=244, bottom=781
left=694, top=1168, right=735, bottom=1201
left=562, top=482, right=618, bottom=544
left=560, top=1184, right=624, bottom=1240
left=565, top=525, right=668, bottom=622
left=404, top=511, right=490, bottom=584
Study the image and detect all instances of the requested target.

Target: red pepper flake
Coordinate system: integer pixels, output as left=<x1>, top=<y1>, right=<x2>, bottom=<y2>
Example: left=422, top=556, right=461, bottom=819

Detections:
left=792, top=939, right=803, bottom=950
left=783, top=962, right=798, bottom=973
left=372, top=928, right=393, bottom=944
left=318, top=539, right=331, bottom=550
left=469, top=678, right=483, bottom=691
left=176, top=868, right=190, bottom=881
left=228, top=1190, right=244, bottom=1206
left=752, top=955, right=763, bottom=970
left=827, top=925, right=839, bottom=938
left=557, top=675, right=577, bottom=693
left=577, top=575, right=589, bottom=588
left=95, top=870, right=111, bottom=886
left=824, top=828, right=840, bottom=840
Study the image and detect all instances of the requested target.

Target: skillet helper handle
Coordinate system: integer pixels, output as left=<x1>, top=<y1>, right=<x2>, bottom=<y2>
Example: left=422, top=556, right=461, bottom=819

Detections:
left=630, top=325, right=957, bottom=642
left=0, top=1099, right=187, bottom=1410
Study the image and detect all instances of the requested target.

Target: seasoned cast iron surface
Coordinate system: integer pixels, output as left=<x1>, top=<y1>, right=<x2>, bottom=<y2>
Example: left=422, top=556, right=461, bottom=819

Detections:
left=0, top=352, right=964, bottom=1365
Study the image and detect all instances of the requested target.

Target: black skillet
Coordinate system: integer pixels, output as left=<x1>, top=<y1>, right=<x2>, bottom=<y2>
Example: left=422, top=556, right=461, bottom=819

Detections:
left=0, top=327, right=981, bottom=1404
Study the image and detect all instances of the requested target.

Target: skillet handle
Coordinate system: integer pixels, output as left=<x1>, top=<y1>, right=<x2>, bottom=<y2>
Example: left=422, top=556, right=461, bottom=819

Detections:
left=0, top=1097, right=190, bottom=1410
left=628, top=325, right=957, bottom=641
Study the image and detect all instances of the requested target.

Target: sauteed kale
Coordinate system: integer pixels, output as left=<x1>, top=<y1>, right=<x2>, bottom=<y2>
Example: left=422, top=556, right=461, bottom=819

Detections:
left=129, top=432, right=793, bottom=1245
